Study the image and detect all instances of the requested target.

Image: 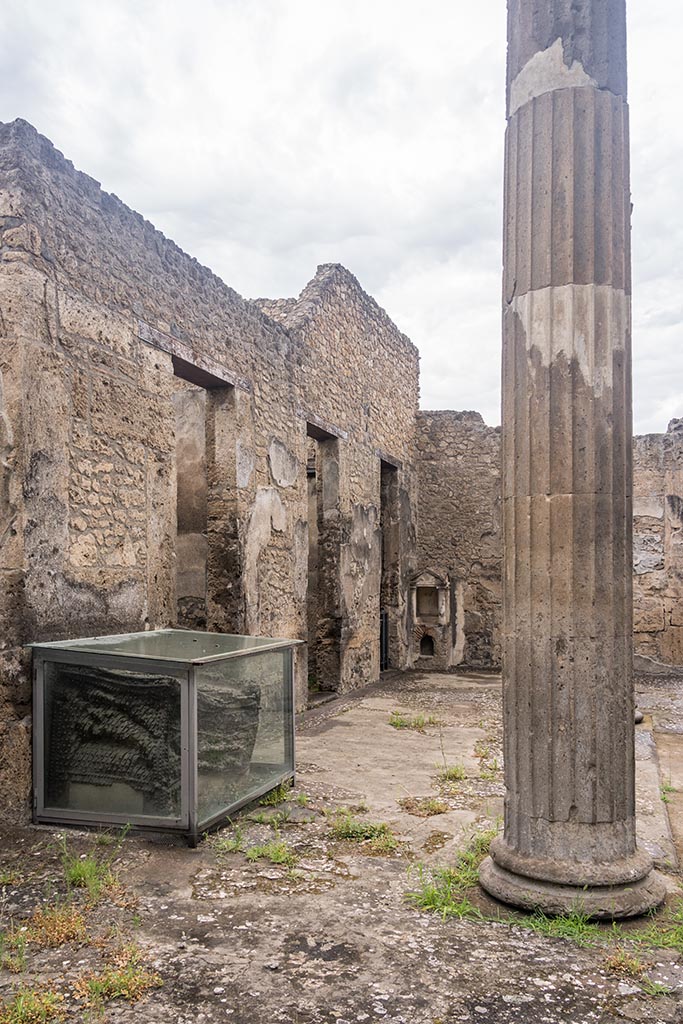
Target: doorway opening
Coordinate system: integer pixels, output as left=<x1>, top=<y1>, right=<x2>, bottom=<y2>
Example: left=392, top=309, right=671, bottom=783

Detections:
left=306, top=422, right=342, bottom=694
left=172, top=356, right=233, bottom=630
left=380, top=459, right=399, bottom=670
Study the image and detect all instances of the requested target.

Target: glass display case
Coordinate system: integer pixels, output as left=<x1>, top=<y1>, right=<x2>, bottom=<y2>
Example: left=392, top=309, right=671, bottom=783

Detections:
left=30, top=629, right=300, bottom=844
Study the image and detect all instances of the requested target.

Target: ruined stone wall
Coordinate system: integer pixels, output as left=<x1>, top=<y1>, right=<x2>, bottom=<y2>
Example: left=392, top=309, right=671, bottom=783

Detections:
left=0, top=119, right=421, bottom=816
left=259, top=267, right=419, bottom=692
left=415, top=411, right=502, bottom=670
left=0, top=119, right=307, bottom=817
left=633, top=420, right=683, bottom=666
left=416, top=413, right=683, bottom=674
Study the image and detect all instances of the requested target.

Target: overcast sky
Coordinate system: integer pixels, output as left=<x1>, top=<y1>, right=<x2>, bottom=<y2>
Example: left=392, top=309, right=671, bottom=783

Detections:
left=0, top=1, right=680, bottom=432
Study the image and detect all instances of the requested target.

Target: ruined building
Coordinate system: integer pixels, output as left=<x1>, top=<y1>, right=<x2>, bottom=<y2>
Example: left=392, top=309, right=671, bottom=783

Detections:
left=0, top=118, right=681, bottom=820
left=416, top=413, right=683, bottom=675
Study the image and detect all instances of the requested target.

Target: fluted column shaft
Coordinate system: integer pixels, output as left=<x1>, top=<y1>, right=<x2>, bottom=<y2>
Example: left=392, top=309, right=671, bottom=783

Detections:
left=480, top=0, right=664, bottom=917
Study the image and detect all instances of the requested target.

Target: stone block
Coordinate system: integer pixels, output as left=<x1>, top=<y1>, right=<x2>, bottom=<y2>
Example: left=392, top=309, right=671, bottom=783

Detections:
left=59, top=291, right=136, bottom=360
left=633, top=532, right=664, bottom=575
left=633, top=598, right=665, bottom=634
left=661, top=627, right=683, bottom=666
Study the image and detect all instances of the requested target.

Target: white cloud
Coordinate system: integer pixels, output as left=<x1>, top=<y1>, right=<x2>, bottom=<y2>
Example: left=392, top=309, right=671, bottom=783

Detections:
left=0, top=0, right=680, bottom=432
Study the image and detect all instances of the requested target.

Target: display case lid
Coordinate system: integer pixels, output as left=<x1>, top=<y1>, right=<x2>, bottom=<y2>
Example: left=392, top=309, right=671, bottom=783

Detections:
left=28, top=629, right=303, bottom=664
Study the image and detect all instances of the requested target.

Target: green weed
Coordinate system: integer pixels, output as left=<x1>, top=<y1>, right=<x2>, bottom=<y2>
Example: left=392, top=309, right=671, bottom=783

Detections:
left=0, top=988, right=65, bottom=1023
left=437, top=764, right=466, bottom=784
left=632, top=901, right=683, bottom=955
left=480, top=758, right=500, bottom=780
left=212, top=826, right=244, bottom=855
left=523, top=909, right=601, bottom=946
left=330, top=812, right=389, bottom=842
left=63, top=855, right=114, bottom=904
left=473, top=739, right=491, bottom=761
left=244, top=840, right=297, bottom=868
left=60, top=826, right=128, bottom=904
left=73, top=944, right=162, bottom=1009
left=0, top=930, right=27, bottom=974
left=330, top=811, right=399, bottom=854
left=389, top=711, right=439, bottom=732
left=640, top=978, right=673, bottom=997
left=660, top=781, right=676, bottom=803
left=407, top=865, right=483, bottom=920
left=368, top=832, right=400, bottom=855
left=407, top=825, right=497, bottom=919
left=259, top=783, right=292, bottom=807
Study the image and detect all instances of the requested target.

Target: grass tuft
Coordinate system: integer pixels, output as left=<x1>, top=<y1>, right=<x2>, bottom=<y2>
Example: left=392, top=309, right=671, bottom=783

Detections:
left=603, top=946, right=648, bottom=979
left=28, top=904, right=87, bottom=948
left=60, top=827, right=128, bottom=905
left=330, top=812, right=399, bottom=854
left=631, top=902, right=683, bottom=955
left=389, top=711, right=439, bottom=732
left=437, top=764, right=467, bottom=784
left=73, top=944, right=162, bottom=1009
left=63, top=854, right=115, bottom=904
left=523, top=909, right=601, bottom=946
left=0, top=988, right=65, bottom=1024
left=244, top=840, right=297, bottom=867
left=660, top=781, right=676, bottom=804
left=399, top=796, right=449, bottom=818
left=407, top=865, right=483, bottom=920
left=259, top=783, right=292, bottom=807
left=640, top=978, right=674, bottom=997
left=0, top=930, right=27, bottom=974
left=407, top=825, right=498, bottom=919
left=211, top=826, right=244, bottom=855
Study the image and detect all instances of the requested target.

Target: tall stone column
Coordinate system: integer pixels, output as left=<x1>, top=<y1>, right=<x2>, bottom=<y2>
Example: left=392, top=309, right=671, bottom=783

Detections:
left=479, top=0, right=665, bottom=917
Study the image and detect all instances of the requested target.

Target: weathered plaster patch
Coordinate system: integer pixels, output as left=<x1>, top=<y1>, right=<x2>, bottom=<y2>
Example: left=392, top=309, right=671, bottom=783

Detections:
left=452, top=578, right=466, bottom=667
left=633, top=497, right=664, bottom=520
left=508, top=284, right=628, bottom=396
left=509, top=38, right=597, bottom=116
left=236, top=440, right=254, bottom=489
left=268, top=438, right=298, bottom=488
left=0, top=371, right=17, bottom=551
left=244, top=487, right=289, bottom=630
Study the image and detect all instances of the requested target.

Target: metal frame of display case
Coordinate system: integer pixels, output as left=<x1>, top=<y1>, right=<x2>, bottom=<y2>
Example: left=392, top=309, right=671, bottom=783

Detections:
left=30, top=631, right=300, bottom=846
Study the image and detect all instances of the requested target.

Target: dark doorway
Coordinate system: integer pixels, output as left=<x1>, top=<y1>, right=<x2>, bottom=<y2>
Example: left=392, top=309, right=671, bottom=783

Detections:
left=173, top=382, right=208, bottom=628
left=306, top=424, right=342, bottom=693
left=420, top=634, right=435, bottom=657
left=380, top=459, right=399, bottom=670
left=172, top=361, right=235, bottom=631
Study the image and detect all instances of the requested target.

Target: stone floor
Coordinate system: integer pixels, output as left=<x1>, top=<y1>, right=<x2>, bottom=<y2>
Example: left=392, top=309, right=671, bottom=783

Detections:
left=2, top=669, right=683, bottom=1023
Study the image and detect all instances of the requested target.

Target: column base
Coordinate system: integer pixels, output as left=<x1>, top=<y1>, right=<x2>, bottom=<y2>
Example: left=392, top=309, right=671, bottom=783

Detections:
left=479, top=856, right=667, bottom=920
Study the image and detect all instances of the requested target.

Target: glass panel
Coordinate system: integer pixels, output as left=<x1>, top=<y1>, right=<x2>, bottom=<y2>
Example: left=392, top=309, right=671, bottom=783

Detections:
left=32, top=629, right=295, bottom=663
left=43, top=661, right=183, bottom=819
left=196, top=649, right=292, bottom=826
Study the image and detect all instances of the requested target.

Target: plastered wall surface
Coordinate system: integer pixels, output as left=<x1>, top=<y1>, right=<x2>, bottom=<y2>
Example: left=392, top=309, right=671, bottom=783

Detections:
left=0, top=119, right=419, bottom=817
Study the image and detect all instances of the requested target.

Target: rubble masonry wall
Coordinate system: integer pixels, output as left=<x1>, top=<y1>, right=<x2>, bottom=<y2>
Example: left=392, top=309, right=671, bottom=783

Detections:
left=0, top=119, right=419, bottom=818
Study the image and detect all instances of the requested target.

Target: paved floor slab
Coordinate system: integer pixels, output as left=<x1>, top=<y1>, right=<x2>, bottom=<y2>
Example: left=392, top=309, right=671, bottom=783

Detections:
left=1, top=670, right=683, bottom=1023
